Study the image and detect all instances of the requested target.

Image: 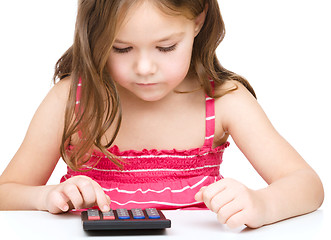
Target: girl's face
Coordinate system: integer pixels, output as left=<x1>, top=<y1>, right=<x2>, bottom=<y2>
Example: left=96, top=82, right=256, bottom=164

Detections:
left=107, top=1, right=203, bottom=102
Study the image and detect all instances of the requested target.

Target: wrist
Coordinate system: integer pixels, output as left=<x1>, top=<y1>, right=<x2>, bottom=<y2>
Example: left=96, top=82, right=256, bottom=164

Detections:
left=35, top=185, right=53, bottom=212
left=256, top=187, right=278, bottom=226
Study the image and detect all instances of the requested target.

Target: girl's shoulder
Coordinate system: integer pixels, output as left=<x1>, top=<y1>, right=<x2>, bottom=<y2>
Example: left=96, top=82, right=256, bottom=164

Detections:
left=50, top=76, right=72, bottom=100
left=214, top=80, right=261, bottom=132
left=31, top=77, right=72, bottom=133
left=41, top=76, right=73, bottom=112
left=34, top=76, right=73, bottom=122
left=214, top=80, right=256, bottom=107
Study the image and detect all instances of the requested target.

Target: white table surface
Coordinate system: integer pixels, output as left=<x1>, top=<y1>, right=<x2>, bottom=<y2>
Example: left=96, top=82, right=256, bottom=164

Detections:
left=0, top=208, right=329, bottom=240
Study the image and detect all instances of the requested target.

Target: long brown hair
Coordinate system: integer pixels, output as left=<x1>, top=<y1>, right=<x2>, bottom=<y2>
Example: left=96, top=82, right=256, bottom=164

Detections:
left=54, top=0, right=256, bottom=171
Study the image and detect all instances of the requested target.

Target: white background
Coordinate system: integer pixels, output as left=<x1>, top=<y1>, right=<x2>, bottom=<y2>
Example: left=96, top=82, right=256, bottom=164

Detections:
left=0, top=0, right=330, bottom=210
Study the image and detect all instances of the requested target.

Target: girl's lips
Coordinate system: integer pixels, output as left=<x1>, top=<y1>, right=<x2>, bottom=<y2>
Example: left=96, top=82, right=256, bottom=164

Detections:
left=136, top=83, right=157, bottom=86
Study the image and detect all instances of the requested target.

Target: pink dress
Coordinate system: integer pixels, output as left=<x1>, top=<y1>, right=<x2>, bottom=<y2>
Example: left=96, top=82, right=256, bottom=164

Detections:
left=61, top=81, right=229, bottom=210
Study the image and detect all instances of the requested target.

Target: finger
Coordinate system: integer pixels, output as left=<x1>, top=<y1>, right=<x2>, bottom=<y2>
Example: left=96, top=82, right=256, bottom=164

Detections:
left=225, top=210, right=246, bottom=229
left=217, top=198, right=243, bottom=225
left=90, top=180, right=110, bottom=212
left=209, top=189, right=235, bottom=213
left=201, top=180, right=227, bottom=210
left=76, top=179, right=97, bottom=207
left=62, top=183, right=84, bottom=210
left=194, top=187, right=207, bottom=202
left=106, top=194, right=111, bottom=205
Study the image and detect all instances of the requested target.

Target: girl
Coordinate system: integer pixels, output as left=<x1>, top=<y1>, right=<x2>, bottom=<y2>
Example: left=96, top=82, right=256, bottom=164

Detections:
left=0, top=0, right=324, bottom=229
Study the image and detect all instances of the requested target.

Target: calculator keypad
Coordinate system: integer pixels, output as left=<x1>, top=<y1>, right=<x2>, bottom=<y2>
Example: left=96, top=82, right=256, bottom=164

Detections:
left=83, top=208, right=171, bottom=231
left=86, top=208, right=161, bottom=220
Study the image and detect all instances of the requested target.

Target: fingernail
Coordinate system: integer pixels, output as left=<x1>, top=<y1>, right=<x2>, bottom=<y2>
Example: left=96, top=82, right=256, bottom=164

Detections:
left=103, top=205, right=110, bottom=211
left=62, top=205, right=69, bottom=212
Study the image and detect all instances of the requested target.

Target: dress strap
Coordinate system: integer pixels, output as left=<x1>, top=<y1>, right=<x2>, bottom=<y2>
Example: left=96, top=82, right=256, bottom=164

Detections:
left=204, top=80, right=216, bottom=148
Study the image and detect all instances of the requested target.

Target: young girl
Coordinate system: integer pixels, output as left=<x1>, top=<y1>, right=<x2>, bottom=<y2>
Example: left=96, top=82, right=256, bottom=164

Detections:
left=0, top=0, right=324, bottom=229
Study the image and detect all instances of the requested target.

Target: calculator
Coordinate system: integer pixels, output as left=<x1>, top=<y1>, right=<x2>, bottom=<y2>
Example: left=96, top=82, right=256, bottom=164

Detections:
left=81, top=208, right=171, bottom=231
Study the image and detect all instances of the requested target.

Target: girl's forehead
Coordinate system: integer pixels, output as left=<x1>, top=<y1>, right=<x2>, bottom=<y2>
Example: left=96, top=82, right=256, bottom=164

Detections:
left=116, top=1, right=194, bottom=42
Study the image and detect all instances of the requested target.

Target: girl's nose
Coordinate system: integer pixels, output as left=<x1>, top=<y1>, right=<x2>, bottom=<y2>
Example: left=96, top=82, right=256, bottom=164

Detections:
left=134, top=53, right=157, bottom=76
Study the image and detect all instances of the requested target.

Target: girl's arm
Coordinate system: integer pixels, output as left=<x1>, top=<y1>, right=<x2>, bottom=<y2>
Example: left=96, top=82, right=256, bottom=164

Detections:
left=0, top=78, right=110, bottom=213
left=195, top=82, right=324, bottom=228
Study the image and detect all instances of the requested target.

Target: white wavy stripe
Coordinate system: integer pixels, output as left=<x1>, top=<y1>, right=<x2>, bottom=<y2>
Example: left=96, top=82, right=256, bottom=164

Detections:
left=110, top=199, right=201, bottom=207
left=102, top=176, right=209, bottom=194
left=84, top=164, right=220, bottom=173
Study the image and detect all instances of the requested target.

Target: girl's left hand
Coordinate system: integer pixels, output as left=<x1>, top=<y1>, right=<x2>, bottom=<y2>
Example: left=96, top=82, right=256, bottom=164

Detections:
left=194, top=178, right=268, bottom=229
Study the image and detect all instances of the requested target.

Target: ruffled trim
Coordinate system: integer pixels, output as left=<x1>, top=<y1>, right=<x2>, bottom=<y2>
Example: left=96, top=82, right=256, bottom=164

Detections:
left=91, top=141, right=230, bottom=157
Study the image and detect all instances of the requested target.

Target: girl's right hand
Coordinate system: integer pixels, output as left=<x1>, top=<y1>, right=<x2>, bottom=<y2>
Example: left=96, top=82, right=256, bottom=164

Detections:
left=41, top=176, right=111, bottom=214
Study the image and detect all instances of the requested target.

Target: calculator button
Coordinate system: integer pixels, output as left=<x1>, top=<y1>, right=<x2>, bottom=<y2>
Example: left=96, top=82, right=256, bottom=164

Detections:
left=116, top=209, right=130, bottom=219
left=131, top=208, right=146, bottom=219
left=145, top=208, right=160, bottom=219
left=87, top=209, right=100, bottom=220
left=102, top=210, right=115, bottom=220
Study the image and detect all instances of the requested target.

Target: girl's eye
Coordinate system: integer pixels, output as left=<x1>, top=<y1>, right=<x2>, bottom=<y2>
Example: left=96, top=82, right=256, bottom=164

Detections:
left=112, top=44, right=177, bottom=54
left=157, top=44, right=177, bottom=53
left=113, top=46, right=132, bottom=54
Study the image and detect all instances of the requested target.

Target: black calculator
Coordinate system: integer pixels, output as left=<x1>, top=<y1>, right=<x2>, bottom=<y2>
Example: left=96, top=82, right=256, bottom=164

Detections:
left=81, top=208, right=171, bottom=231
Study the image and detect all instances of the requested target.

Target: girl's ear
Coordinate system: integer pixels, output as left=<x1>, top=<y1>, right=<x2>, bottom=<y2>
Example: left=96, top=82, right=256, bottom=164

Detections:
left=194, top=5, right=208, bottom=37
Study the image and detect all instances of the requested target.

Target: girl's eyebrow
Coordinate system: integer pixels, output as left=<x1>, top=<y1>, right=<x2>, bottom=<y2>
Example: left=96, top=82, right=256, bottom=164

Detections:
left=156, top=32, right=185, bottom=43
left=114, top=32, right=185, bottom=45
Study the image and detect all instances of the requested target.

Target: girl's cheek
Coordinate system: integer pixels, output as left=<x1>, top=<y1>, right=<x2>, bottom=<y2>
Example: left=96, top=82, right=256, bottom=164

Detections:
left=107, top=58, right=127, bottom=80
